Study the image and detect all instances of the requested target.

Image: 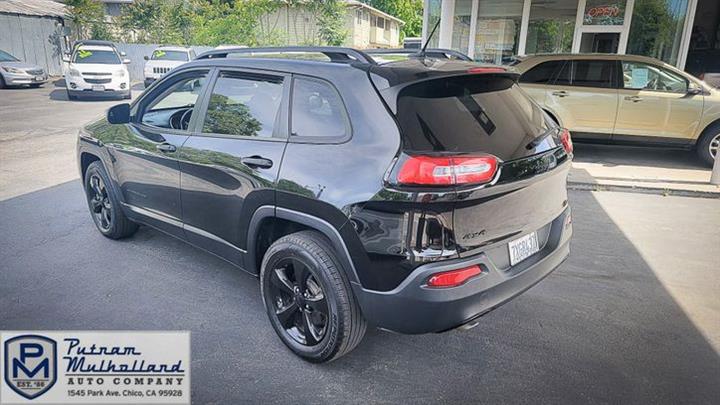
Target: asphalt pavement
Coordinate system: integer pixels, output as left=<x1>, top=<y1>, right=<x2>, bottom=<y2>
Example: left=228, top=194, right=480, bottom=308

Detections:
left=1, top=83, right=719, bottom=404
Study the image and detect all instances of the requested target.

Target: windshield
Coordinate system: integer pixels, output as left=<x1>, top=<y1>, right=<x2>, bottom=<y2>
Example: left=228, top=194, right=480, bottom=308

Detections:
left=0, top=50, right=19, bottom=62
left=73, top=49, right=121, bottom=64
left=151, top=50, right=189, bottom=61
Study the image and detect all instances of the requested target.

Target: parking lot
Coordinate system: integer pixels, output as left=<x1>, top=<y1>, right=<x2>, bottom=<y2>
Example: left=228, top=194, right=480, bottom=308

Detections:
left=1, top=82, right=719, bottom=403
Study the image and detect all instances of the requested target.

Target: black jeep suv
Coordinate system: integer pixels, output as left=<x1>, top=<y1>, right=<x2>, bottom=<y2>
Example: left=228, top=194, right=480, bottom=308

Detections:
left=77, top=47, right=573, bottom=362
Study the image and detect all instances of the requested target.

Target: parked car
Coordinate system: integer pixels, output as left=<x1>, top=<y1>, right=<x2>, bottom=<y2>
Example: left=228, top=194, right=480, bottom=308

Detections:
left=686, top=49, right=720, bottom=89
left=143, top=46, right=196, bottom=88
left=0, top=49, right=47, bottom=88
left=77, top=46, right=573, bottom=362
left=63, top=40, right=131, bottom=100
left=514, top=53, right=720, bottom=165
left=403, top=37, right=421, bottom=49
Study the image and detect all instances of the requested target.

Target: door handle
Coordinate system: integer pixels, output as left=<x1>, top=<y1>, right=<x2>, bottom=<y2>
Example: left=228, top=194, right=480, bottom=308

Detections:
left=156, top=143, right=177, bottom=153
left=624, top=95, right=643, bottom=102
left=241, top=156, right=273, bottom=169
left=552, top=90, right=569, bottom=97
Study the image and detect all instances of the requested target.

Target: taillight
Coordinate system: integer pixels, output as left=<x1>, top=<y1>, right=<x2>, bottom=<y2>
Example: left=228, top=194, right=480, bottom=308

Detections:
left=396, top=155, right=498, bottom=186
left=560, top=128, right=573, bottom=154
left=427, top=265, right=483, bottom=288
left=467, top=67, right=506, bottom=74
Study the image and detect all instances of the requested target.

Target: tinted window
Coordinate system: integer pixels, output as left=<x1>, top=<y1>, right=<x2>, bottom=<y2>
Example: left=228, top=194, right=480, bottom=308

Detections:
left=395, top=75, right=550, bottom=154
left=554, top=60, right=614, bottom=88
left=73, top=49, right=120, bottom=64
left=621, top=61, right=687, bottom=93
left=140, top=73, right=208, bottom=131
left=291, top=78, right=348, bottom=139
left=520, top=61, right=563, bottom=84
left=202, top=72, right=283, bottom=137
left=151, top=50, right=189, bottom=61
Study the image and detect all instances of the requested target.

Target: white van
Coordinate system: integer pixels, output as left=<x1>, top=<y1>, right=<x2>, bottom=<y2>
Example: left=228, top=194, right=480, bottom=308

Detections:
left=64, top=41, right=130, bottom=100
left=143, top=46, right=195, bottom=88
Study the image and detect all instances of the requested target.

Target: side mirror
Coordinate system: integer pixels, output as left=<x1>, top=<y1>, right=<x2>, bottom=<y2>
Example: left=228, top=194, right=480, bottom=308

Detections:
left=687, top=83, right=703, bottom=95
left=107, top=103, right=130, bottom=124
left=120, top=51, right=127, bottom=57
left=144, top=55, right=149, bottom=61
left=122, top=58, right=131, bottom=64
left=62, top=54, right=70, bottom=63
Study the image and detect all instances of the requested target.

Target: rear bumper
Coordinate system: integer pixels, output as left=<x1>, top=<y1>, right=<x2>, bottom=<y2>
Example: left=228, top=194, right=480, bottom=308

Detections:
left=356, top=207, right=572, bottom=334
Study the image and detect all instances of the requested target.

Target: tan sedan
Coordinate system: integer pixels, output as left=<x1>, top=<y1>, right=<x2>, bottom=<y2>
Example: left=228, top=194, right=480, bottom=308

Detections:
left=514, top=54, right=720, bottom=165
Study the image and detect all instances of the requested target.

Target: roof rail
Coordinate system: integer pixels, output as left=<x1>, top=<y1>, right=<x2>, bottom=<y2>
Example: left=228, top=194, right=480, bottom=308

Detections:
left=195, top=46, right=377, bottom=65
left=365, top=48, right=472, bottom=61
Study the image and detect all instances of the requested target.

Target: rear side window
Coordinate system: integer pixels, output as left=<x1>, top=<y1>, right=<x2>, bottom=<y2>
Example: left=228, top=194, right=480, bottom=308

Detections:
left=202, top=71, right=283, bottom=138
left=291, top=77, right=349, bottom=140
left=520, top=61, right=563, bottom=84
left=395, top=75, right=550, bottom=153
left=555, top=60, right=615, bottom=88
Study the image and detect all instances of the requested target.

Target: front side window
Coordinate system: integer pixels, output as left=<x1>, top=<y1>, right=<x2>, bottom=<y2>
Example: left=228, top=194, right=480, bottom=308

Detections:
left=621, top=61, right=687, bottom=93
left=291, top=77, right=349, bottom=140
left=554, top=60, right=614, bottom=88
left=73, top=49, right=121, bottom=64
left=0, top=50, right=19, bottom=62
left=202, top=72, right=283, bottom=138
left=140, top=72, right=208, bottom=131
left=151, top=50, right=190, bottom=61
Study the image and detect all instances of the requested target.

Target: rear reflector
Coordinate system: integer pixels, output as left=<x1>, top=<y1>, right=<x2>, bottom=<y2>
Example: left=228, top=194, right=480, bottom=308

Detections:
left=560, top=128, right=573, bottom=154
left=427, top=265, right=483, bottom=288
left=397, top=155, right=498, bottom=186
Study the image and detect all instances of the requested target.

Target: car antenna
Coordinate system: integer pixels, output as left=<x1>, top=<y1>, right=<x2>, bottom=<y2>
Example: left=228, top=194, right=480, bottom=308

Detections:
left=418, top=17, right=441, bottom=59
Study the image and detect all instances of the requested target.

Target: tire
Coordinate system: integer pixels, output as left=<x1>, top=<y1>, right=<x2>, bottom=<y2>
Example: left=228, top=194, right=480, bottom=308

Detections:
left=260, top=231, right=367, bottom=363
left=0, top=75, right=6, bottom=89
left=696, top=123, right=720, bottom=166
left=83, top=161, right=138, bottom=239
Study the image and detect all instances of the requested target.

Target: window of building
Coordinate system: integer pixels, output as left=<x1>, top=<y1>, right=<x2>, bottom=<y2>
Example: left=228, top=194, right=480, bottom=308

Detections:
left=425, top=0, right=442, bottom=48
left=554, top=60, right=615, bottom=88
left=202, top=72, right=283, bottom=138
left=526, top=0, right=577, bottom=54
left=377, top=17, right=385, bottom=29
left=452, top=0, right=473, bottom=54
left=627, top=0, right=689, bottom=66
left=583, top=0, right=627, bottom=25
left=473, top=0, right=524, bottom=65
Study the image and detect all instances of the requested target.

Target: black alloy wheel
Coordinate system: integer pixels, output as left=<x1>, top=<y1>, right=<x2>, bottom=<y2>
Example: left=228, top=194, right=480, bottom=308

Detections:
left=268, top=257, right=329, bottom=346
left=88, top=173, right=113, bottom=232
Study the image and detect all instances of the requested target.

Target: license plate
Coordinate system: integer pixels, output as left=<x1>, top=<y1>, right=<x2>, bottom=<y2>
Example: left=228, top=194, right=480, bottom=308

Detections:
left=508, top=231, right=540, bottom=266
left=34, top=76, right=44, bottom=81
left=92, top=84, right=105, bottom=91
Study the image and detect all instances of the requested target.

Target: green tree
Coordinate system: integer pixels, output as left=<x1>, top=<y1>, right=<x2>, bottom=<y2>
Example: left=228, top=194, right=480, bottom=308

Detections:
left=362, top=0, right=423, bottom=38
left=65, top=0, right=113, bottom=41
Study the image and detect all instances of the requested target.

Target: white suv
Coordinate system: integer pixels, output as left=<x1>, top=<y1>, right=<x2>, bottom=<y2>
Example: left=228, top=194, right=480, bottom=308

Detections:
left=143, top=46, right=195, bottom=88
left=64, top=41, right=130, bottom=100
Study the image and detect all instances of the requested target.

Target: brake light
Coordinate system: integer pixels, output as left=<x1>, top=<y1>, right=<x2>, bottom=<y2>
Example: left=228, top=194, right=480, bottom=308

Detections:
left=427, top=265, right=483, bottom=288
left=467, top=67, right=506, bottom=74
left=397, top=155, right=498, bottom=186
left=560, top=128, right=573, bottom=154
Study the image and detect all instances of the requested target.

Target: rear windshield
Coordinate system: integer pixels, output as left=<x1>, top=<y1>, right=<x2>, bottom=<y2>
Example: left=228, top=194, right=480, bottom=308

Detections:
left=73, top=49, right=120, bottom=64
left=152, top=50, right=189, bottom=61
left=395, top=75, right=550, bottom=154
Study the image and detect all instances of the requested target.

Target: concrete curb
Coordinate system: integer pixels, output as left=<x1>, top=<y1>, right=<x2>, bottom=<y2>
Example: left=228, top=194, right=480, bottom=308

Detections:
left=567, top=181, right=720, bottom=199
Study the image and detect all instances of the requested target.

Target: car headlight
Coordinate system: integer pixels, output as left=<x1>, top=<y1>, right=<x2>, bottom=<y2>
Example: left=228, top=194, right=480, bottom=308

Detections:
left=69, top=68, right=80, bottom=77
left=2, top=66, right=24, bottom=74
left=114, top=69, right=126, bottom=77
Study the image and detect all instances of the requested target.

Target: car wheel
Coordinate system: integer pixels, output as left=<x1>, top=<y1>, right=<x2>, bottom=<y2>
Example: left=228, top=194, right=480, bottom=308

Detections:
left=697, top=124, right=720, bottom=166
left=0, top=75, right=6, bottom=89
left=260, top=231, right=367, bottom=363
left=84, top=161, right=138, bottom=239
left=66, top=90, right=78, bottom=100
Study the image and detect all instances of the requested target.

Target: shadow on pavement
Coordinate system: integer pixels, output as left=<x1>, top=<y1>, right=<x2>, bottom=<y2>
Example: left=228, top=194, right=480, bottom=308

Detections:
left=0, top=181, right=718, bottom=403
left=573, top=142, right=706, bottom=170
